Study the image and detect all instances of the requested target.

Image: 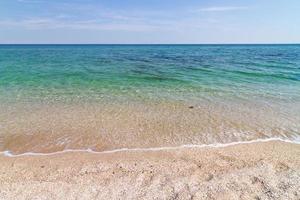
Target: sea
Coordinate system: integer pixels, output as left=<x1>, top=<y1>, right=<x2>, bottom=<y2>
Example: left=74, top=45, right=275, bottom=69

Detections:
left=0, top=44, right=300, bottom=154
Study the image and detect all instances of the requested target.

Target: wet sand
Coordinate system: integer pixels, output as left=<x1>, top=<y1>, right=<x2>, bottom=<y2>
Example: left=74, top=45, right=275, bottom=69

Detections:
left=0, top=140, right=299, bottom=200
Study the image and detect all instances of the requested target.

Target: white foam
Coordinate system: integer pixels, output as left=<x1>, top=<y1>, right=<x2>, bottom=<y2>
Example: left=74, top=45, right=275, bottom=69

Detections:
left=1, top=138, right=299, bottom=157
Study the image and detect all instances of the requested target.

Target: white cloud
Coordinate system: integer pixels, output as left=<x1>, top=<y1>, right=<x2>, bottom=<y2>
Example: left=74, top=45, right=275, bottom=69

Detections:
left=17, top=0, right=43, bottom=3
left=0, top=18, right=159, bottom=32
left=198, top=6, right=248, bottom=12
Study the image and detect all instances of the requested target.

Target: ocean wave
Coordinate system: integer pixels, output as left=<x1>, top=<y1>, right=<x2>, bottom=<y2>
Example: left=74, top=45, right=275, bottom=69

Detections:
left=1, top=137, right=299, bottom=158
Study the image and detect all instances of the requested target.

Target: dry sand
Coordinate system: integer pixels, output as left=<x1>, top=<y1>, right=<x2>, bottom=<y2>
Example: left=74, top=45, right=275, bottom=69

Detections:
left=0, top=141, right=299, bottom=200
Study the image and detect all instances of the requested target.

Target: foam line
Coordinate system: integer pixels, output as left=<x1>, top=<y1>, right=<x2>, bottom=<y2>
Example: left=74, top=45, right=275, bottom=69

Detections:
left=1, top=138, right=300, bottom=157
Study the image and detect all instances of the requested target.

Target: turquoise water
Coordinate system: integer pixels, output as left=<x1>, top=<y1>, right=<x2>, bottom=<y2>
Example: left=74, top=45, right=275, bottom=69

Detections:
left=1, top=45, right=300, bottom=103
left=1, top=45, right=300, bottom=153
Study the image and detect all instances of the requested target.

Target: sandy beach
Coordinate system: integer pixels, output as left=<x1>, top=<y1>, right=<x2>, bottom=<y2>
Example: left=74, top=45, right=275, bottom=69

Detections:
left=0, top=140, right=299, bottom=200
left=1, top=1, right=300, bottom=199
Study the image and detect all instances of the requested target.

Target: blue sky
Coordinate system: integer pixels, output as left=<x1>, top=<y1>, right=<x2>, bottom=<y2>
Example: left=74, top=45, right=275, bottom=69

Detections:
left=0, top=0, right=299, bottom=43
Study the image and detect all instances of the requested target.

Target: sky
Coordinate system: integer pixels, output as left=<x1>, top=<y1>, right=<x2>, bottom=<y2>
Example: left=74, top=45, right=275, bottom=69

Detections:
left=0, top=0, right=299, bottom=44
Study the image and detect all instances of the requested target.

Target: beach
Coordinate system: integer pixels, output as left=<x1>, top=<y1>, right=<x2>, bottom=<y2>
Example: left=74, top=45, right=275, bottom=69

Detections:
left=1, top=140, right=299, bottom=199
left=0, top=45, right=300, bottom=199
left=1, top=0, right=300, bottom=198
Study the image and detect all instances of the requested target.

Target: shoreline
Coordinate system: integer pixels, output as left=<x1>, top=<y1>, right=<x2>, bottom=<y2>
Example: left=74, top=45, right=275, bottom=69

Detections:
left=1, top=140, right=299, bottom=199
left=1, top=137, right=300, bottom=157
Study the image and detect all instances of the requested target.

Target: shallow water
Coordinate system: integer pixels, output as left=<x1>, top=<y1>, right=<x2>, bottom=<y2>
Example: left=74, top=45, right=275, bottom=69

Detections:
left=0, top=45, right=300, bottom=154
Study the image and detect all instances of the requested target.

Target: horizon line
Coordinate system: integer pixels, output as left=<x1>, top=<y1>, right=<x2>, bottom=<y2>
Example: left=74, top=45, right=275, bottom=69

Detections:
left=0, top=43, right=300, bottom=45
